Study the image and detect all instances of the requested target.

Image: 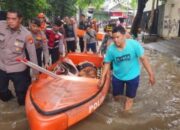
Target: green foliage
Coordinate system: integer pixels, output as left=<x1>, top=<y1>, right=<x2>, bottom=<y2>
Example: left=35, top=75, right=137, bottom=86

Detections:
left=75, top=0, right=104, bottom=10
left=3, top=0, right=50, bottom=24
left=131, top=0, right=138, bottom=9
left=47, top=0, right=77, bottom=18
left=1, top=0, right=108, bottom=22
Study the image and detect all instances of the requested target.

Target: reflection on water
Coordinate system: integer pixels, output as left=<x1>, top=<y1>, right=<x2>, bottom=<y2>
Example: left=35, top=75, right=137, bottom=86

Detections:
left=70, top=49, right=180, bottom=130
left=0, top=98, right=28, bottom=130
left=0, top=81, right=29, bottom=130
left=0, top=49, right=180, bottom=130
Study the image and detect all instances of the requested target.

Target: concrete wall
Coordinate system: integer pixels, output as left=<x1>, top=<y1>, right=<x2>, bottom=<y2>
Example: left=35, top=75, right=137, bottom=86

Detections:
left=144, top=0, right=180, bottom=38
left=162, top=0, right=180, bottom=38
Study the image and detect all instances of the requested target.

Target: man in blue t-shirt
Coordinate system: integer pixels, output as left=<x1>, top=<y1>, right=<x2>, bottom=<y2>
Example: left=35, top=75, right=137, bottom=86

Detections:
left=99, top=26, right=155, bottom=111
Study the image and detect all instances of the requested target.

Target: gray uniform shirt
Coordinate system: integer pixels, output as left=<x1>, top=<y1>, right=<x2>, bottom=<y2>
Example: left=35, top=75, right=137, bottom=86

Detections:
left=83, top=29, right=97, bottom=44
left=0, top=21, right=38, bottom=74
left=32, top=31, right=49, bottom=65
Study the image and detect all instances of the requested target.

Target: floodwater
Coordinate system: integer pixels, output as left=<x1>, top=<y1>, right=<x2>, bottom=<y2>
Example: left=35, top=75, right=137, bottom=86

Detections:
left=0, top=49, right=180, bottom=130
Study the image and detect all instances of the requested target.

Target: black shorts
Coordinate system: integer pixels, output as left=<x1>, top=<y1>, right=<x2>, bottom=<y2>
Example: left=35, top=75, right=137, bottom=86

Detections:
left=112, top=75, right=140, bottom=98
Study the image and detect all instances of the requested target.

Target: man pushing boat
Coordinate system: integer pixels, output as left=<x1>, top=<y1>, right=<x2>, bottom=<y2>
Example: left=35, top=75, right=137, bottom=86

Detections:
left=98, top=26, right=155, bottom=111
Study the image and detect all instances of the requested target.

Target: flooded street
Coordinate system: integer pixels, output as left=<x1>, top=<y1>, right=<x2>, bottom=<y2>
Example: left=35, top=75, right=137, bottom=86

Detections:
left=0, top=83, right=28, bottom=130
left=0, top=48, right=180, bottom=130
left=70, top=49, right=180, bottom=130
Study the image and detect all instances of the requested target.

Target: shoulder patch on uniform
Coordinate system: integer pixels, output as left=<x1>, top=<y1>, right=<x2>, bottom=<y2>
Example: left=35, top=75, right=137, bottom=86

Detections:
left=26, top=35, right=34, bottom=44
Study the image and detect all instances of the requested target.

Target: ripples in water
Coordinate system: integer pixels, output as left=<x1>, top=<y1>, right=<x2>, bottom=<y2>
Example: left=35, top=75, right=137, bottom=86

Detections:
left=0, top=49, right=179, bottom=130
left=70, top=49, right=180, bottom=130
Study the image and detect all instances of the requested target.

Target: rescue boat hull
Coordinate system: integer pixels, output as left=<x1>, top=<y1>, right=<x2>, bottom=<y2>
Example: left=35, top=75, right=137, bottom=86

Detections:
left=25, top=53, right=110, bottom=130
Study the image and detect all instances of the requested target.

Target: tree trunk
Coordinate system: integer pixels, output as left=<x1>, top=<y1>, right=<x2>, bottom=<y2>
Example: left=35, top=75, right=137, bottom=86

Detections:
left=148, top=0, right=155, bottom=33
left=131, top=0, right=148, bottom=38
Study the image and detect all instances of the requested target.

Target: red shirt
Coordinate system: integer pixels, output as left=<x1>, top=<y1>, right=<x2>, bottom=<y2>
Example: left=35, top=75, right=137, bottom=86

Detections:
left=46, top=29, right=62, bottom=48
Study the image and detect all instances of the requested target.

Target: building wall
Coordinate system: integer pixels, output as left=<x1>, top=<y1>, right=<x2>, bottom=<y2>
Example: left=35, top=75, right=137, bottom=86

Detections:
left=162, top=0, right=180, bottom=37
left=144, top=0, right=180, bottom=38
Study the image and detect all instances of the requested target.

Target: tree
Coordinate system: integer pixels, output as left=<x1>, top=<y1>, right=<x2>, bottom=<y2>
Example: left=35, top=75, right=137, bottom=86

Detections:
left=75, top=0, right=104, bottom=18
left=3, top=0, right=50, bottom=24
left=131, top=0, right=148, bottom=37
left=47, top=0, right=105, bottom=20
left=148, top=0, right=155, bottom=32
left=47, top=0, right=77, bottom=19
left=75, top=0, right=104, bottom=10
left=130, top=0, right=138, bottom=10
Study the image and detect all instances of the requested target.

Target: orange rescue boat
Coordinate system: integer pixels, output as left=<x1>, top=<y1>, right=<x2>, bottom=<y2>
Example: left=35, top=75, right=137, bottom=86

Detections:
left=25, top=53, right=110, bottom=130
left=76, top=29, right=105, bottom=41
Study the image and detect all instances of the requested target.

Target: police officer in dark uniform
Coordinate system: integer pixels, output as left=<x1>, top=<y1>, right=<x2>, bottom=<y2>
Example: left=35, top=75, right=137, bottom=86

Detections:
left=0, top=10, right=38, bottom=105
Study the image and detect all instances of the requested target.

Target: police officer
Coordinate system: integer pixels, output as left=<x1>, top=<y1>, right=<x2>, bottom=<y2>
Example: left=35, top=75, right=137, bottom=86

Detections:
left=0, top=10, right=38, bottom=105
left=37, top=12, right=47, bottom=31
left=29, top=18, right=49, bottom=67
left=83, top=25, right=97, bottom=53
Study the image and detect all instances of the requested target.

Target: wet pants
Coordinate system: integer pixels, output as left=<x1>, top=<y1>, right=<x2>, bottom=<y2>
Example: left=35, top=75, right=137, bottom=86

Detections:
left=0, top=69, right=31, bottom=105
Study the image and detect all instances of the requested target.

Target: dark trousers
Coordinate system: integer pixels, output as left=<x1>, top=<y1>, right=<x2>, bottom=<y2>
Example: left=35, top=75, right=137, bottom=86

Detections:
left=87, top=42, right=97, bottom=53
left=79, top=37, right=84, bottom=52
left=36, top=48, right=43, bottom=67
left=0, top=69, right=31, bottom=105
left=67, top=41, right=76, bottom=53
left=49, top=47, right=59, bottom=64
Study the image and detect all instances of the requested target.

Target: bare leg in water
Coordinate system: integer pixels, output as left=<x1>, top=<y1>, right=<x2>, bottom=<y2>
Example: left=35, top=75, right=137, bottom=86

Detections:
left=124, top=97, right=133, bottom=111
left=114, top=96, right=133, bottom=111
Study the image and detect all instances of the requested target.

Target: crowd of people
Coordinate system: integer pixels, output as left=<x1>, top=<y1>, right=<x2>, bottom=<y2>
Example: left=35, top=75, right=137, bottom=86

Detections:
left=0, top=10, right=101, bottom=105
left=0, top=9, right=155, bottom=111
